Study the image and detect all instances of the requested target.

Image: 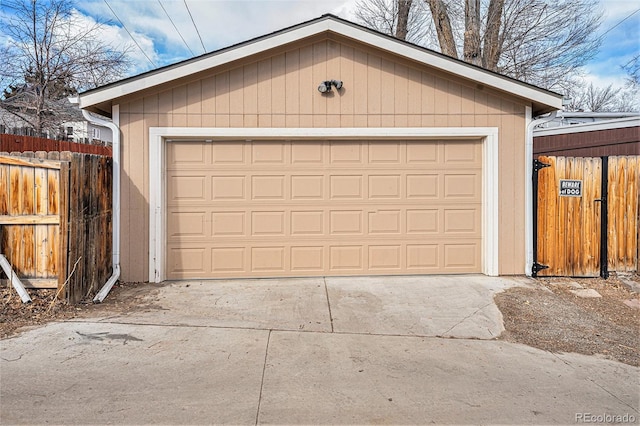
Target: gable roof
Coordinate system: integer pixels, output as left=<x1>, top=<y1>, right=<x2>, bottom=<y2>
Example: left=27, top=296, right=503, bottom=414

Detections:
left=79, top=14, right=563, bottom=117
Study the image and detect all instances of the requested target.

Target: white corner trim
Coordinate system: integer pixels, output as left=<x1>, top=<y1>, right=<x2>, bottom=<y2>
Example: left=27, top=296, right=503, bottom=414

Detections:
left=524, top=106, right=534, bottom=276
left=148, top=127, right=500, bottom=282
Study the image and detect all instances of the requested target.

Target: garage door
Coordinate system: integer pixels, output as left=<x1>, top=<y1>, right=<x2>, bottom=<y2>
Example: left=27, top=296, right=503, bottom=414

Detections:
left=166, top=139, right=482, bottom=279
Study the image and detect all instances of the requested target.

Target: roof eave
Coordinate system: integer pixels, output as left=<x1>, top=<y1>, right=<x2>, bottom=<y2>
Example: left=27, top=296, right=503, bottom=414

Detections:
left=79, top=14, right=562, bottom=114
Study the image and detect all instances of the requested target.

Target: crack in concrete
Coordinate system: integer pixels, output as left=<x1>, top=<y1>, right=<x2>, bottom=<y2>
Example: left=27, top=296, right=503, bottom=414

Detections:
left=255, top=329, right=272, bottom=426
left=323, top=277, right=334, bottom=333
left=438, top=301, right=495, bottom=337
left=0, top=354, right=24, bottom=362
left=550, top=352, right=640, bottom=413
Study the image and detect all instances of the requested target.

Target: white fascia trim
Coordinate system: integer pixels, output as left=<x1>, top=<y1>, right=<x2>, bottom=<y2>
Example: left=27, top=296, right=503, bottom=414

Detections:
left=81, top=17, right=561, bottom=111
left=149, top=127, right=500, bottom=282
left=524, top=106, right=534, bottom=276
left=533, top=116, right=640, bottom=136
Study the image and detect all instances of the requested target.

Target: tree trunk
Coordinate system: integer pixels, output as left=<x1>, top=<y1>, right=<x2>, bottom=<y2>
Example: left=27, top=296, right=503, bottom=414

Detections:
left=481, top=0, right=504, bottom=71
left=395, top=0, right=413, bottom=40
left=463, top=0, right=481, bottom=65
left=425, top=0, right=458, bottom=58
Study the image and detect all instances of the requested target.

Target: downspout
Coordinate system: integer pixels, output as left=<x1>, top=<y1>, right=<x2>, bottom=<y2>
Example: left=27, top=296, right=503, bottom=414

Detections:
left=525, top=108, right=557, bottom=276
left=68, top=97, right=121, bottom=302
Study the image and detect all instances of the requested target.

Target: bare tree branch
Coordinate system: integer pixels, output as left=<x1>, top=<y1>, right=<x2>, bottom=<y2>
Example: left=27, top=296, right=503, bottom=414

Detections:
left=0, top=0, right=130, bottom=135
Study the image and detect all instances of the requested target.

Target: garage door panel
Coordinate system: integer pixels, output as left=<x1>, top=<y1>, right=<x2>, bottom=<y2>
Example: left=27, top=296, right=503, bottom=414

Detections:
left=212, top=142, right=246, bottom=164
left=330, top=142, right=363, bottom=163
left=168, top=210, right=208, bottom=238
left=291, top=175, right=323, bottom=199
left=329, top=210, right=363, bottom=235
left=168, top=175, right=207, bottom=202
left=406, top=142, right=438, bottom=163
left=406, top=174, right=439, bottom=198
left=251, top=211, right=286, bottom=236
left=291, top=211, right=324, bottom=235
left=407, top=244, right=439, bottom=269
left=406, top=209, right=438, bottom=234
left=290, top=246, right=324, bottom=272
left=252, top=142, right=285, bottom=164
left=443, top=174, right=480, bottom=198
left=444, top=140, right=481, bottom=163
left=166, top=139, right=482, bottom=279
left=329, top=245, right=364, bottom=271
left=444, top=243, right=481, bottom=270
left=368, top=245, right=402, bottom=270
left=251, top=247, right=286, bottom=272
left=368, top=210, right=401, bottom=234
left=251, top=175, right=286, bottom=200
left=212, top=211, right=246, bottom=236
left=212, top=247, right=246, bottom=272
left=330, top=175, right=363, bottom=199
left=211, top=175, right=246, bottom=200
left=443, top=209, right=480, bottom=234
left=291, top=143, right=324, bottom=163
left=369, top=142, right=400, bottom=163
left=368, top=175, right=401, bottom=199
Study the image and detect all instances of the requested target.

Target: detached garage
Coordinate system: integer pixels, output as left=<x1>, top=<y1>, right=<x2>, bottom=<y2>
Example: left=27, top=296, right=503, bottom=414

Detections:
left=77, top=14, right=562, bottom=284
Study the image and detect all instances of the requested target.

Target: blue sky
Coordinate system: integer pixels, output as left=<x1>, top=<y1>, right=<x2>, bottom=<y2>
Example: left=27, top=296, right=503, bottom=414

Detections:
left=2, top=0, right=640, bottom=91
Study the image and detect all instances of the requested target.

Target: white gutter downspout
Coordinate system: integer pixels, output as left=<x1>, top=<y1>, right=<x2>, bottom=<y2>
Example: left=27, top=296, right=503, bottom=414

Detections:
left=69, top=97, right=121, bottom=302
left=525, top=107, right=558, bottom=276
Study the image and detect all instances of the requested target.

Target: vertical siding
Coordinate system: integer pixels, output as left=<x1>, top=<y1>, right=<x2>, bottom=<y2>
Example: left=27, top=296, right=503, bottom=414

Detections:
left=117, top=37, right=529, bottom=281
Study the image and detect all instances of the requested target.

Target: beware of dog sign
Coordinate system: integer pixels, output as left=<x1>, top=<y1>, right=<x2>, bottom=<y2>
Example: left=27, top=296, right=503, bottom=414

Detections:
left=559, top=179, right=582, bottom=197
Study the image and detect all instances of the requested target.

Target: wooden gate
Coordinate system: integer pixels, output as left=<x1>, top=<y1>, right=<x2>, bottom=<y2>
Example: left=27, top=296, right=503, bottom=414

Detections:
left=0, top=155, right=68, bottom=288
left=534, top=155, right=640, bottom=277
left=1, top=152, right=113, bottom=303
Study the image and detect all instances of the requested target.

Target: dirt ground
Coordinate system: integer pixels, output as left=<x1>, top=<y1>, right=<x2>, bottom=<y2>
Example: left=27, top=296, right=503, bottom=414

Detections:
left=1, top=275, right=639, bottom=366
left=495, top=273, right=640, bottom=367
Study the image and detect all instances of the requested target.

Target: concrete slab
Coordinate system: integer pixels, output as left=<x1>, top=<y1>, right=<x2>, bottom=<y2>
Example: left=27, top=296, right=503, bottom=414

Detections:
left=570, top=288, right=602, bottom=298
left=326, top=275, right=518, bottom=339
left=258, top=331, right=640, bottom=425
left=2, top=275, right=639, bottom=425
left=619, top=276, right=640, bottom=294
left=0, top=321, right=268, bottom=425
left=90, top=278, right=331, bottom=332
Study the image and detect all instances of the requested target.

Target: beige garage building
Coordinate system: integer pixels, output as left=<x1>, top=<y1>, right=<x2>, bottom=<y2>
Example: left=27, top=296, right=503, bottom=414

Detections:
left=78, top=15, right=562, bottom=284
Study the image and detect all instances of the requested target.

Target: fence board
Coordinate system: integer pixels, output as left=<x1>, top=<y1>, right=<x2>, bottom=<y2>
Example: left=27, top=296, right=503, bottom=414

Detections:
left=1, top=134, right=112, bottom=157
left=58, top=156, right=70, bottom=292
left=1, top=151, right=112, bottom=302
left=608, top=156, right=640, bottom=272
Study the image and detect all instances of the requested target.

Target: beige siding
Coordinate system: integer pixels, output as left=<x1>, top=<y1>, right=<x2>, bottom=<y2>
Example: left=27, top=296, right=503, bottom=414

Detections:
left=117, top=35, right=528, bottom=282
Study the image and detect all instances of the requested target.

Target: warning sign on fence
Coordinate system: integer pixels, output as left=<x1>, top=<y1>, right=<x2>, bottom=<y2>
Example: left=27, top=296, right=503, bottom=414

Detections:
left=559, top=179, right=582, bottom=197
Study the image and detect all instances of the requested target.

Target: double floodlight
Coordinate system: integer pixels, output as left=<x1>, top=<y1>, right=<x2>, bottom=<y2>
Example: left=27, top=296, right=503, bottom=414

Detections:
left=318, top=79, right=343, bottom=93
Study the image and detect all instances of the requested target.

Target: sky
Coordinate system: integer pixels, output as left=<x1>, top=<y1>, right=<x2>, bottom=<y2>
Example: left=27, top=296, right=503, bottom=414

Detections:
left=1, top=0, right=639, bottom=93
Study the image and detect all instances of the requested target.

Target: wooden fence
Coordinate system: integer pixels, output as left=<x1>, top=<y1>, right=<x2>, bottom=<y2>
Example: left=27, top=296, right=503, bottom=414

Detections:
left=534, top=155, right=639, bottom=277
left=0, top=151, right=112, bottom=303
left=1, top=134, right=112, bottom=156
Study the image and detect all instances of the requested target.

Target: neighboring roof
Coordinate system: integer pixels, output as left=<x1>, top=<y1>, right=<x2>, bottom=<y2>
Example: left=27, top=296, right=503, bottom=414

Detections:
left=534, top=116, right=640, bottom=137
left=79, top=14, right=563, bottom=117
left=559, top=112, right=640, bottom=119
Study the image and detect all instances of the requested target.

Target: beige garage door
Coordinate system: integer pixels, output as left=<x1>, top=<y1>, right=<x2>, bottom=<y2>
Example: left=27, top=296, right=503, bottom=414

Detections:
left=166, top=139, right=482, bottom=279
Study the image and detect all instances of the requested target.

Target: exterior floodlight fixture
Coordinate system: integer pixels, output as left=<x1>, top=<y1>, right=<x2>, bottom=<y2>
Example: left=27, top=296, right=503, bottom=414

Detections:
left=318, top=80, right=343, bottom=93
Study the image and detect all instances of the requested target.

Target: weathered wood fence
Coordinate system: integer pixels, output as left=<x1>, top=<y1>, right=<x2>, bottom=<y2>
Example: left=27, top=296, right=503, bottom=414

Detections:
left=1, top=134, right=112, bottom=156
left=534, top=155, right=639, bottom=277
left=0, top=151, right=112, bottom=303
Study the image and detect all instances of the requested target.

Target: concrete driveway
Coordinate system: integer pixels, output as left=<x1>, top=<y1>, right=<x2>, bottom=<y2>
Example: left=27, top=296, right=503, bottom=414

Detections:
left=1, top=275, right=638, bottom=425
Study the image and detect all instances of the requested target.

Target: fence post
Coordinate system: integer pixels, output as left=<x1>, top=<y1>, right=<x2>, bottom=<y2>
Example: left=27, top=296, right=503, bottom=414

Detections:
left=600, top=156, right=609, bottom=279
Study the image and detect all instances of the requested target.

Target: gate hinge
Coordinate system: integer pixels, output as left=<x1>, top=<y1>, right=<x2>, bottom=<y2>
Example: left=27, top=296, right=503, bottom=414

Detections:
left=532, top=262, right=549, bottom=277
left=533, top=159, right=551, bottom=173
